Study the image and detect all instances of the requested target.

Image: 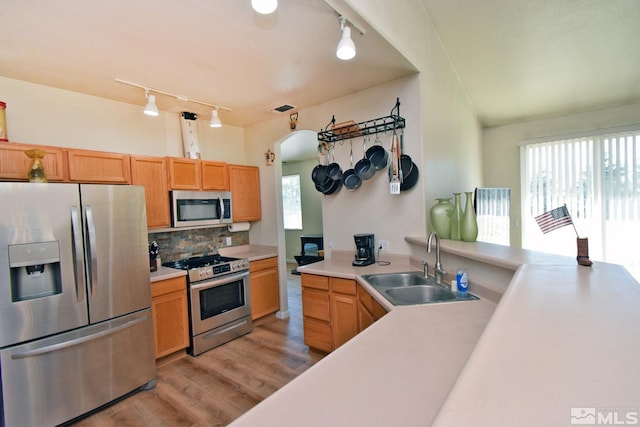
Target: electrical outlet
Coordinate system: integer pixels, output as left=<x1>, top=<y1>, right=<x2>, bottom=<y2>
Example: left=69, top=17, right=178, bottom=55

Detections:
left=225, top=237, right=232, bottom=246
left=327, top=237, right=334, bottom=248
left=379, top=240, right=389, bottom=252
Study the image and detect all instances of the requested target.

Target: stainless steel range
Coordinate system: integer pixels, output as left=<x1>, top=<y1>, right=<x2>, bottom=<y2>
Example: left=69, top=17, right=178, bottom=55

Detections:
left=163, top=254, right=252, bottom=356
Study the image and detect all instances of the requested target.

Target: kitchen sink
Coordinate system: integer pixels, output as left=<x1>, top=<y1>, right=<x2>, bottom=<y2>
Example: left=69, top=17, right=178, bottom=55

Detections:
left=360, top=271, right=478, bottom=306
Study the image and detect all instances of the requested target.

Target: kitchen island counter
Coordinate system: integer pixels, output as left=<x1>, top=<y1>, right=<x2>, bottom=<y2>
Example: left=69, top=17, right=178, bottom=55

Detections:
left=230, top=245, right=640, bottom=426
left=230, top=256, right=497, bottom=426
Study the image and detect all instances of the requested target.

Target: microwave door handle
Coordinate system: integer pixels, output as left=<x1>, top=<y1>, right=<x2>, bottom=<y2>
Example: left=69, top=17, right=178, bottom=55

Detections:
left=70, top=206, right=85, bottom=302
left=219, top=195, right=225, bottom=220
left=85, top=205, right=98, bottom=297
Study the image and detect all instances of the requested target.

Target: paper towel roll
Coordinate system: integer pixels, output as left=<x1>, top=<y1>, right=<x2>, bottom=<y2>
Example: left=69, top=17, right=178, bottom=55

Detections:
left=228, top=222, right=250, bottom=232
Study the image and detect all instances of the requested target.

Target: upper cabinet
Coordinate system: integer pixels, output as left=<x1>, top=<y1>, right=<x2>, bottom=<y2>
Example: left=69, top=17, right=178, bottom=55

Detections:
left=67, top=149, right=131, bottom=183
left=167, top=157, right=229, bottom=191
left=0, top=142, right=67, bottom=181
left=167, top=157, right=201, bottom=190
left=229, top=164, right=261, bottom=222
left=131, top=155, right=171, bottom=228
left=201, top=160, right=229, bottom=190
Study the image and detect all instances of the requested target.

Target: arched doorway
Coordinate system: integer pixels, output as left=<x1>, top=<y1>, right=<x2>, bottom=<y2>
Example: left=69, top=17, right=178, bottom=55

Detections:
left=274, top=130, right=320, bottom=319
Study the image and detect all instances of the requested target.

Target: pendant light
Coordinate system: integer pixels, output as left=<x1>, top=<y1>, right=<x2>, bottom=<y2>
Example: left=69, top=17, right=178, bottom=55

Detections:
left=336, top=16, right=356, bottom=60
left=210, top=107, right=222, bottom=128
left=252, top=0, right=277, bottom=14
left=143, top=89, right=159, bottom=116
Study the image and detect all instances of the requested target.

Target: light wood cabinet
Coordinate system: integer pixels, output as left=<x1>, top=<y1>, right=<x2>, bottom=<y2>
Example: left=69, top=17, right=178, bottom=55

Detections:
left=151, top=276, right=189, bottom=359
left=301, top=274, right=359, bottom=352
left=167, top=157, right=201, bottom=190
left=66, top=149, right=131, bottom=183
left=131, top=155, right=170, bottom=228
left=201, top=160, right=229, bottom=190
left=301, top=274, right=332, bottom=352
left=357, top=283, right=388, bottom=332
left=329, top=277, right=358, bottom=349
left=0, top=142, right=67, bottom=181
left=249, top=256, right=280, bottom=319
left=228, top=164, right=261, bottom=222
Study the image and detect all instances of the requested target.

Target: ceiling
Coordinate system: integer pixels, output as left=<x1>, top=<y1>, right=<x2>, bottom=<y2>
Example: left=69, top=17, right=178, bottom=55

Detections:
left=2, top=0, right=639, bottom=137
left=0, top=0, right=416, bottom=128
left=420, top=0, right=640, bottom=127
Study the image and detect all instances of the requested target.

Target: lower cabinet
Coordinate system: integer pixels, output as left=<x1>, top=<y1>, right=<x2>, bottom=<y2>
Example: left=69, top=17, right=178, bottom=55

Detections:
left=357, top=283, right=388, bottom=332
left=301, top=273, right=371, bottom=352
left=151, top=276, right=189, bottom=359
left=249, top=256, right=280, bottom=319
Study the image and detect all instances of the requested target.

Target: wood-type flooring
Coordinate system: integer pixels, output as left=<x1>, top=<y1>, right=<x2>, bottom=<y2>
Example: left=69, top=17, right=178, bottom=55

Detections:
left=71, top=264, right=323, bottom=427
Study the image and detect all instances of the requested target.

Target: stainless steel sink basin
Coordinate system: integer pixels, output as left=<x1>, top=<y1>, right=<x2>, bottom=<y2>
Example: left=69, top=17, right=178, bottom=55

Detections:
left=385, top=285, right=456, bottom=304
left=361, top=271, right=478, bottom=306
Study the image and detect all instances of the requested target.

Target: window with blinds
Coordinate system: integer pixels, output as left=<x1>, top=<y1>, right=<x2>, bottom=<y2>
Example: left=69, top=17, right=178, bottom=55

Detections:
left=475, top=188, right=511, bottom=245
left=521, top=127, right=640, bottom=280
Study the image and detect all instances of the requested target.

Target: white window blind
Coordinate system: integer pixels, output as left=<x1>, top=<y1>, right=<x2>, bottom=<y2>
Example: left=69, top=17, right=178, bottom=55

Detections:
left=475, top=188, right=511, bottom=245
left=521, top=128, right=640, bottom=280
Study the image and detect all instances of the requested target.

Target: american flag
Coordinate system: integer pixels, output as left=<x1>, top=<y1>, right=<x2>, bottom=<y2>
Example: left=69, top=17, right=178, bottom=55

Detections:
left=534, top=205, right=573, bottom=234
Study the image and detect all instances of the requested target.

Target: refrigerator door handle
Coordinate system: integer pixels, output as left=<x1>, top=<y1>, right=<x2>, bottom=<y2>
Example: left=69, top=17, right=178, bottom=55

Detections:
left=10, top=313, right=149, bottom=360
left=85, top=205, right=99, bottom=297
left=70, top=205, right=85, bottom=302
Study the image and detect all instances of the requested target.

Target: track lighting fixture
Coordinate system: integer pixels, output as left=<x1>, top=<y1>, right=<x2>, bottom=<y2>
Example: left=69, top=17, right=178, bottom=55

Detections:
left=251, top=0, right=277, bottom=14
left=115, top=78, right=230, bottom=127
left=336, top=16, right=356, bottom=60
left=210, top=108, right=222, bottom=128
left=143, top=89, right=159, bottom=116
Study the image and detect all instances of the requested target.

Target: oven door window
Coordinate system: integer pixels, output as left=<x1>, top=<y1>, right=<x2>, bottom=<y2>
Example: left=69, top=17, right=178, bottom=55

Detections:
left=177, top=199, right=221, bottom=222
left=199, top=279, right=245, bottom=319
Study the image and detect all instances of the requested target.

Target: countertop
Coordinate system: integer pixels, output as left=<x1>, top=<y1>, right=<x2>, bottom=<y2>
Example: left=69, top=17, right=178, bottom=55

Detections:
left=148, top=245, right=278, bottom=283
left=230, top=243, right=640, bottom=426
left=433, top=262, right=640, bottom=426
left=230, top=257, right=497, bottom=426
left=150, top=266, right=186, bottom=283
left=219, top=244, right=278, bottom=261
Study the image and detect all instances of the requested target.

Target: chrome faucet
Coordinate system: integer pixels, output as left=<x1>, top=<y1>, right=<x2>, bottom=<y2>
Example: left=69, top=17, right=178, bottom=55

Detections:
left=427, top=231, right=446, bottom=284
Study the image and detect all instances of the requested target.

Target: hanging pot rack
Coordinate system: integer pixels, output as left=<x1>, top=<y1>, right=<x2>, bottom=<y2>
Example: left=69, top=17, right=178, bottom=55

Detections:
left=317, top=98, right=405, bottom=144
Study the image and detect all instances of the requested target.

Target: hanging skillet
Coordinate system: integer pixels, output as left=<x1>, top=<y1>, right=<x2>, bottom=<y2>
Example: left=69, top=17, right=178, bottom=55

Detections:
left=399, top=132, right=419, bottom=191
left=342, top=141, right=362, bottom=191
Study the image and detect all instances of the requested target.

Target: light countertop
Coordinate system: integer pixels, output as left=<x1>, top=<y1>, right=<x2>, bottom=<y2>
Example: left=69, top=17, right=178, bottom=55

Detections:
left=433, top=262, right=640, bottom=426
left=230, top=242, right=640, bottom=426
left=219, top=244, right=278, bottom=261
left=149, top=245, right=278, bottom=283
left=150, top=266, right=186, bottom=283
left=231, top=256, right=497, bottom=426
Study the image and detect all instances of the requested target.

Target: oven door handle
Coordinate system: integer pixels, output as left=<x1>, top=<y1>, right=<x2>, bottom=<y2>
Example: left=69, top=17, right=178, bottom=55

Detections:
left=190, top=270, right=249, bottom=291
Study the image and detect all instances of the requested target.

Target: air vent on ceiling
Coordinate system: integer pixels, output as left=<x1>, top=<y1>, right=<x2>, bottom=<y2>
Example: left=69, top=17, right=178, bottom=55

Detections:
left=270, top=104, right=296, bottom=113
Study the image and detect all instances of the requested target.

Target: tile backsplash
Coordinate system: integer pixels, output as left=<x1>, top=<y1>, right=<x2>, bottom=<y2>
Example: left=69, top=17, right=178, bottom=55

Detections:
left=148, top=228, right=249, bottom=263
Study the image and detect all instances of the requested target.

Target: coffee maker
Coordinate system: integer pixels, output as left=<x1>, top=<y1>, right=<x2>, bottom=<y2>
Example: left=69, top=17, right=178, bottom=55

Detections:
left=353, top=233, right=375, bottom=267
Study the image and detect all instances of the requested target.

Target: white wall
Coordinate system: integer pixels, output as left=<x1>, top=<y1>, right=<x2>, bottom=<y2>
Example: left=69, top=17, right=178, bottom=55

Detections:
left=0, top=76, right=246, bottom=162
left=483, top=102, right=640, bottom=248
left=245, top=75, right=424, bottom=256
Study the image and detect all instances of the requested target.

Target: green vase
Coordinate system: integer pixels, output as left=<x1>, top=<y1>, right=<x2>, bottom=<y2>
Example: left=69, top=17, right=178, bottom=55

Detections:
left=430, top=198, right=453, bottom=239
left=450, top=193, right=462, bottom=241
left=461, top=191, right=478, bottom=242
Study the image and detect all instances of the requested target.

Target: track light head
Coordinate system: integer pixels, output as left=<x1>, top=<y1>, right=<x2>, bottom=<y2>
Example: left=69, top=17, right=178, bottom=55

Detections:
left=143, top=90, right=159, bottom=116
left=252, top=0, right=277, bottom=14
left=336, top=17, right=356, bottom=60
left=210, top=108, right=222, bottom=128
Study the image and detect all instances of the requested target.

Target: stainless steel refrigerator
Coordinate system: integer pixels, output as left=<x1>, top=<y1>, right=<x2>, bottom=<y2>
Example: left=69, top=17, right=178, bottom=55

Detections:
left=0, top=183, right=156, bottom=427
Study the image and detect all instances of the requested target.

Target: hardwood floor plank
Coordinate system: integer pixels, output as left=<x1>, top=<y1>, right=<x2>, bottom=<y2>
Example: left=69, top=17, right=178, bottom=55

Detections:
left=72, top=266, right=322, bottom=427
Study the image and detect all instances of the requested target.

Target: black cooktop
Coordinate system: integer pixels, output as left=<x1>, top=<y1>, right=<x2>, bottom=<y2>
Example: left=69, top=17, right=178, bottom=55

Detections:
left=163, top=254, right=239, bottom=270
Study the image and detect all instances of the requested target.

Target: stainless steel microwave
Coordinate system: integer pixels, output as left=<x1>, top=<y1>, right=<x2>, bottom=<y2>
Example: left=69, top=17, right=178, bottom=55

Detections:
left=170, top=191, right=232, bottom=227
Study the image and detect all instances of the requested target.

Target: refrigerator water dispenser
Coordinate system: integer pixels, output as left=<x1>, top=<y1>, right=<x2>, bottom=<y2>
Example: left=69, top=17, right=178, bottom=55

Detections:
left=9, top=241, right=62, bottom=302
